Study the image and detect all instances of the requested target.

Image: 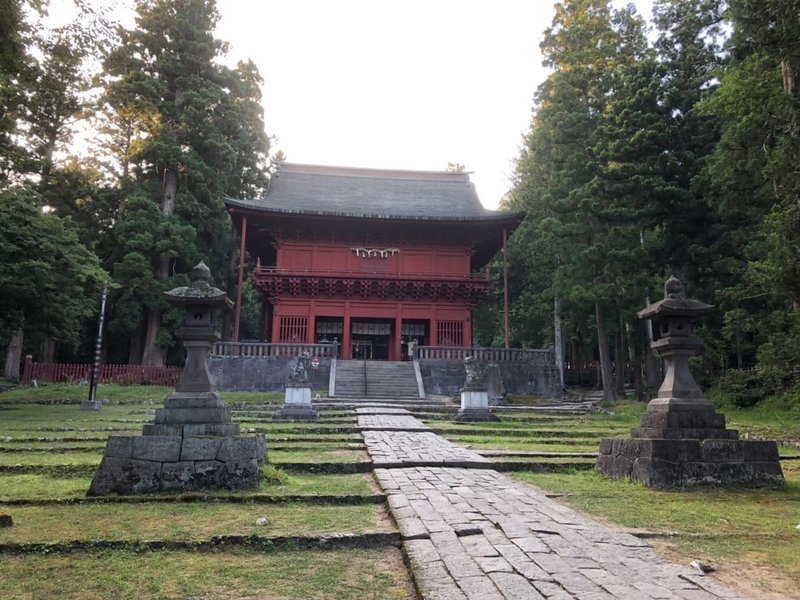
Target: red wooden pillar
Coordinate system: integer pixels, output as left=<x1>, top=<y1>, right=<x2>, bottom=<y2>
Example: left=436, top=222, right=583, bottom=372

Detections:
left=233, top=215, right=248, bottom=342
left=307, top=304, right=316, bottom=344
left=464, top=313, right=472, bottom=348
left=271, top=306, right=280, bottom=343
left=429, top=316, right=438, bottom=346
left=342, top=303, right=352, bottom=360
left=394, top=312, right=403, bottom=361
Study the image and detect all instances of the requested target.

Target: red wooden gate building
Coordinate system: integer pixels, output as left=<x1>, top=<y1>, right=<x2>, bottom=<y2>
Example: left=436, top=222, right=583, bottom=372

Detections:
left=226, top=163, right=524, bottom=361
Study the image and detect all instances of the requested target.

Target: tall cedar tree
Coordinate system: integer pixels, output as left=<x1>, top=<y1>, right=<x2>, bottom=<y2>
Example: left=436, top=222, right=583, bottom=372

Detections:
left=512, top=1, right=653, bottom=400
left=99, top=0, right=270, bottom=365
left=700, top=0, right=800, bottom=380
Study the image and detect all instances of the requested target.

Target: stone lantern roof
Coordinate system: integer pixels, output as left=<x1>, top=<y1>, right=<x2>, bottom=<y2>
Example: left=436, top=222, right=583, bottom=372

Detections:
left=164, top=261, right=233, bottom=311
left=637, top=276, right=714, bottom=320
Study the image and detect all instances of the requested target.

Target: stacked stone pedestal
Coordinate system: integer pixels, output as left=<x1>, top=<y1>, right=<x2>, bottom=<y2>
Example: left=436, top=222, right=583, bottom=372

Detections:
left=88, top=261, right=266, bottom=496
left=597, top=405, right=783, bottom=487
left=455, top=387, right=499, bottom=422
left=272, top=385, right=318, bottom=421
left=90, top=389, right=266, bottom=495
left=89, top=431, right=266, bottom=495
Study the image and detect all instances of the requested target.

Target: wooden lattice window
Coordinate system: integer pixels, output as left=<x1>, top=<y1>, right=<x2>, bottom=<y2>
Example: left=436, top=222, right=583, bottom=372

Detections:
left=278, top=317, right=308, bottom=342
left=437, top=320, right=464, bottom=346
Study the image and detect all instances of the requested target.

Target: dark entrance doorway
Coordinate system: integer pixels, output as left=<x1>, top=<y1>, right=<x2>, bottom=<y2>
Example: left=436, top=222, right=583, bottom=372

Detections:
left=351, top=319, right=392, bottom=360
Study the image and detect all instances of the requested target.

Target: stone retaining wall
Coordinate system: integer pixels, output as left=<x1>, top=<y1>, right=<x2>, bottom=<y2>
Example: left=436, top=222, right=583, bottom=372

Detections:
left=418, top=358, right=560, bottom=397
left=208, top=356, right=331, bottom=391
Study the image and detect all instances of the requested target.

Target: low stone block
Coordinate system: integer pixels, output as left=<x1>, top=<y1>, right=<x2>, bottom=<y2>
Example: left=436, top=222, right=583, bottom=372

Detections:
left=633, top=457, right=681, bottom=487
left=272, top=404, right=318, bottom=421
left=88, top=456, right=133, bottom=496
left=612, top=454, right=633, bottom=478
left=141, top=423, right=183, bottom=437
left=80, top=400, right=102, bottom=411
left=154, top=407, right=232, bottom=424
left=743, top=461, right=785, bottom=482
left=162, top=391, right=226, bottom=409
left=160, top=461, right=197, bottom=491
left=219, top=458, right=260, bottom=489
left=256, top=434, right=267, bottom=465
left=284, top=386, right=312, bottom=405
left=217, top=437, right=259, bottom=462
left=701, top=439, right=743, bottom=463
left=104, top=436, right=134, bottom=459
left=129, top=459, right=162, bottom=494
left=181, top=437, right=222, bottom=461
left=742, top=440, right=780, bottom=462
left=597, top=438, right=614, bottom=455
left=194, top=460, right=224, bottom=487
left=182, top=423, right=241, bottom=437
left=132, top=436, right=181, bottom=462
left=454, top=407, right=499, bottom=422
left=460, top=389, right=489, bottom=410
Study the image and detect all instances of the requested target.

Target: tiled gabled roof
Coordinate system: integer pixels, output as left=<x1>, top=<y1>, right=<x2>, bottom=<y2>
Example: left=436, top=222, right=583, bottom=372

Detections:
left=225, top=163, right=520, bottom=222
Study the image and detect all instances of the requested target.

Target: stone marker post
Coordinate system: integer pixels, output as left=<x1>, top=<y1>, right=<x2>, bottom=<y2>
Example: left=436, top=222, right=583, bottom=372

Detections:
left=89, top=262, right=266, bottom=495
left=273, top=351, right=319, bottom=421
left=596, top=276, right=784, bottom=487
left=455, top=356, right=499, bottom=422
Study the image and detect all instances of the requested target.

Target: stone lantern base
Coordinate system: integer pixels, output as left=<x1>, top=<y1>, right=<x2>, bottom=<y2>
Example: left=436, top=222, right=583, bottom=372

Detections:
left=89, top=390, right=266, bottom=495
left=89, top=433, right=266, bottom=496
left=272, top=385, right=318, bottom=421
left=597, top=406, right=784, bottom=487
left=455, top=388, right=499, bottom=422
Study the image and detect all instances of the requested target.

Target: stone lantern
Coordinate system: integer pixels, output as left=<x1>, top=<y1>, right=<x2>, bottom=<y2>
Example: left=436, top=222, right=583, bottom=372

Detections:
left=596, top=276, right=783, bottom=487
left=89, top=261, right=266, bottom=495
left=143, top=261, right=239, bottom=437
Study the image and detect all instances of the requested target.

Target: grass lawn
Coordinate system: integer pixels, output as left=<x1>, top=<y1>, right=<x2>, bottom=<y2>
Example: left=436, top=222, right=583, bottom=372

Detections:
left=2, top=385, right=800, bottom=599
left=269, top=449, right=370, bottom=464
left=0, top=472, right=377, bottom=501
left=0, top=547, right=416, bottom=600
left=0, top=502, right=390, bottom=543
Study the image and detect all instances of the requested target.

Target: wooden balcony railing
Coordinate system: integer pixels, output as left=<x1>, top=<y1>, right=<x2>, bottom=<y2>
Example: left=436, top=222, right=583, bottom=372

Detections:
left=255, top=265, right=491, bottom=282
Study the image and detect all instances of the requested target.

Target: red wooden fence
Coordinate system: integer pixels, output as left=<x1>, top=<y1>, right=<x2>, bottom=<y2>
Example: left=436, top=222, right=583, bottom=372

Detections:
left=21, top=356, right=181, bottom=386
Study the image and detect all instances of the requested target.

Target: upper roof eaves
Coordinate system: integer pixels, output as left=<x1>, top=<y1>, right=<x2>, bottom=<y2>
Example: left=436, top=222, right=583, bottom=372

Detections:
left=225, top=163, right=522, bottom=222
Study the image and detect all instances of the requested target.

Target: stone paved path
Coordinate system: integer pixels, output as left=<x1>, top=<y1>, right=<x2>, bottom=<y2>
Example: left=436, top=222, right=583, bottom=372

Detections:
left=358, top=413, right=430, bottom=431
left=362, top=410, right=749, bottom=599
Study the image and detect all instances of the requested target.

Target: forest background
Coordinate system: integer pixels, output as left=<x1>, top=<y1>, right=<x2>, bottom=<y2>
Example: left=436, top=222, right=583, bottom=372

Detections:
left=1, top=0, right=798, bottom=408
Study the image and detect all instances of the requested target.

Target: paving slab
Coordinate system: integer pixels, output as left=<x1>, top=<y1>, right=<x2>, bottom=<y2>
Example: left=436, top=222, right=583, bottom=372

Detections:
left=363, top=413, right=751, bottom=599
left=365, top=431, right=489, bottom=467
left=355, top=407, right=414, bottom=415
left=358, top=414, right=430, bottom=431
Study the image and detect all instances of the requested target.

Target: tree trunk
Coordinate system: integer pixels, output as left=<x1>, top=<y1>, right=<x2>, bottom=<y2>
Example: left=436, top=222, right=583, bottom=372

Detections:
left=628, top=320, right=645, bottom=402
left=128, top=318, right=145, bottom=364
left=554, top=295, right=565, bottom=391
left=614, top=329, right=625, bottom=396
left=140, top=167, right=178, bottom=367
left=4, top=329, right=24, bottom=381
left=141, top=306, right=166, bottom=365
left=41, top=338, right=57, bottom=364
left=595, top=302, right=618, bottom=402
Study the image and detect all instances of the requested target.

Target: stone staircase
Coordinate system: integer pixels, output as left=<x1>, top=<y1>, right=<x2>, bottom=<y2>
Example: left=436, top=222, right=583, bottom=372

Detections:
left=365, top=360, right=421, bottom=399
left=333, top=359, right=367, bottom=397
left=334, top=360, right=422, bottom=400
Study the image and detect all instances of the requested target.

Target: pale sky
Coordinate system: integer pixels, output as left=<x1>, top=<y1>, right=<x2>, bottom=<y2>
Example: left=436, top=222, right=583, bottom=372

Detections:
left=49, top=0, right=655, bottom=209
